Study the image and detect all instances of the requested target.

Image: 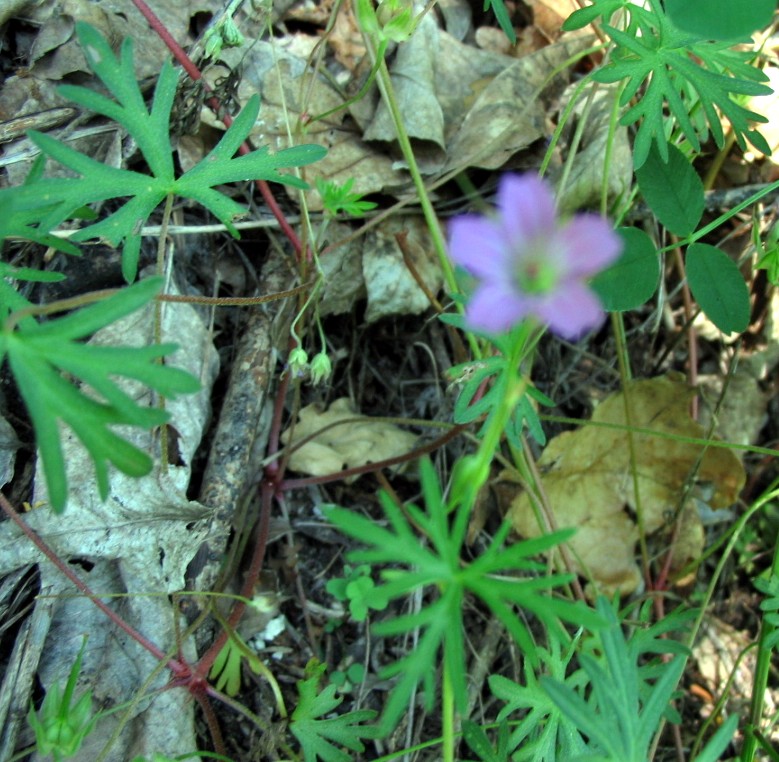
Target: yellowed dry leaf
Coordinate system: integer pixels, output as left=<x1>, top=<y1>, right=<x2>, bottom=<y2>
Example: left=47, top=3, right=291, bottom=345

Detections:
left=507, top=374, right=745, bottom=595
left=281, top=398, right=417, bottom=481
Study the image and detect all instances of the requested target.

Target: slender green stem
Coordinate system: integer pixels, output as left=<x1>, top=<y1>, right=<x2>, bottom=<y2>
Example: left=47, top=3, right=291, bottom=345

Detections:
left=471, top=323, right=533, bottom=473
left=154, top=192, right=175, bottom=473
left=369, top=46, right=455, bottom=293
left=743, top=493, right=779, bottom=761
left=452, top=322, right=535, bottom=507
left=363, top=32, right=483, bottom=363
left=441, top=655, right=455, bottom=762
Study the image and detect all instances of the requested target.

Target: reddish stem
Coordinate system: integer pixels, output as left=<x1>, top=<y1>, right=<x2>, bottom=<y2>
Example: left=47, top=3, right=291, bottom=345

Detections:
left=0, top=493, right=177, bottom=669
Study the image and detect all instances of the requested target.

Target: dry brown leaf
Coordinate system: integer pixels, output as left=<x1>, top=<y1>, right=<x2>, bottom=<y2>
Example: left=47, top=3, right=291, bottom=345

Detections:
left=282, top=398, right=418, bottom=481
left=362, top=216, right=441, bottom=322
left=444, top=35, right=590, bottom=171
left=527, top=0, right=578, bottom=38
left=507, top=375, right=745, bottom=595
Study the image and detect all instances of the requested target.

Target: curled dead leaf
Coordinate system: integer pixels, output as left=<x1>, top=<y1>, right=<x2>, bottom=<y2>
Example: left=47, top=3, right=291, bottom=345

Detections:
left=506, top=375, right=745, bottom=595
left=281, top=398, right=418, bottom=482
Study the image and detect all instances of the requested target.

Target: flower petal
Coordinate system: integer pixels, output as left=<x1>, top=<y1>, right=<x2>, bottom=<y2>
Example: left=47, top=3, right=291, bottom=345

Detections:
left=466, top=283, right=529, bottom=334
left=535, top=282, right=606, bottom=339
left=448, top=215, right=510, bottom=280
left=497, top=174, right=557, bottom=247
left=558, top=215, right=623, bottom=276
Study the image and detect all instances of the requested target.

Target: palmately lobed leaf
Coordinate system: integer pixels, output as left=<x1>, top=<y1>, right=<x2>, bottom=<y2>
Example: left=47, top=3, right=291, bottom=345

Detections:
left=592, top=0, right=772, bottom=169
left=2, top=278, right=200, bottom=511
left=290, top=660, right=378, bottom=760
left=23, top=23, right=326, bottom=282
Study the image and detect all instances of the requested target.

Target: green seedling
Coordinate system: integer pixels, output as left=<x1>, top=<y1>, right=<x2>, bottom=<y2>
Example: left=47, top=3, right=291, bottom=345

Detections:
left=289, top=659, right=378, bottom=762
left=27, top=636, right=97, bottom=761
left=326, top=564, right=389, bottom=621
left=316, top=178, right=377, bottom=219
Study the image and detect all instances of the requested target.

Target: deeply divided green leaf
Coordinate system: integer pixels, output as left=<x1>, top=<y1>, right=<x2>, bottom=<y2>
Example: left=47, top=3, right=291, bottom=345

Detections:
left=1, top=277, right=200, bottom=511
left=290, top=660, right=378, bottom=761
left=592, top=0, right=771, bottom=168
left=24, top=23, right=326, bottom=281
left=326, top=459, right=602, bottom=735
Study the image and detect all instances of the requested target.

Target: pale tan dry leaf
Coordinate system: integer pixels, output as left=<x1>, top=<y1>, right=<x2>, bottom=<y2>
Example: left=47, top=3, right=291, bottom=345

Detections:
left=282, top=398, right=418, bottom=481
left=527, top=0, right=578, bottom=38
left=507, top=375, right=745, bottom=595
left=363, top=14, right=446, bottom=169
left=444, top=35, right=591, bottom=171
left=362, top=216, right=442, bottom=322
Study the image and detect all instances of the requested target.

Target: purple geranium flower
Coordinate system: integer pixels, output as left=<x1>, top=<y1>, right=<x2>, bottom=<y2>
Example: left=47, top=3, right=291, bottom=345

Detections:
left=448, top=174, right=622, bottom=340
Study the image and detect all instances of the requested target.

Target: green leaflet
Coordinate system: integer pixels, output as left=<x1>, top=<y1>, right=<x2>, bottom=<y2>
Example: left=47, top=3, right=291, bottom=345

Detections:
left=591, top=227, right=660, bottom=312
left=635, top=142, right=704, bottom=237
left=686, top=243, right=750, bottom=334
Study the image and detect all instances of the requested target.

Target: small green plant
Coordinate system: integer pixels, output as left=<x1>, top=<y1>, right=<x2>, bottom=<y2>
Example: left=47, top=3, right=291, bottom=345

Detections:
left=27, top=636, right=97, bottom=761
left=325, top=564, right=389, bottom=621
left=540, top=598, right=738, bottom=762
left=316, top=178, right=377, bottom=218
left=209, top=629, right=264, bottom=698
left=564, top=0, right=772, bottom=169
left=327, top=458, right=603, bottom=736
left=6, top=22, right=325, bottom=282
left=329, top=663, right=366, bottom=693
left=0, top=276, right=199, bottom=511
left=289, top=659, right=378, bottom=761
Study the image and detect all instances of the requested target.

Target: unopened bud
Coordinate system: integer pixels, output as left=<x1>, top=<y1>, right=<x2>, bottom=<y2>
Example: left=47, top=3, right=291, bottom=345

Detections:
left=309, top=352, right=332, bottom=385
left=288, top=348, right=309, bottom=378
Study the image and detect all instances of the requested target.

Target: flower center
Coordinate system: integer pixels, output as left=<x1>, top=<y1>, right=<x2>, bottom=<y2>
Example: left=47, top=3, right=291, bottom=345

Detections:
left=515, top=250, right=559, bottom=295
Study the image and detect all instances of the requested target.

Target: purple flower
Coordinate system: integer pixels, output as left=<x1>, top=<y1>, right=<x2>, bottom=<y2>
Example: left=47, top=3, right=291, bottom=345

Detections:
left=448, top=174, right=622, bottom=340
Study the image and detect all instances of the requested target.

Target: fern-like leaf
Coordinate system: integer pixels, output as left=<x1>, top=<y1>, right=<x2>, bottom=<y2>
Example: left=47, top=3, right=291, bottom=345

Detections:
left=326, top=458, right=602, bottom=734
left=589, top=0, right=771, bottom=167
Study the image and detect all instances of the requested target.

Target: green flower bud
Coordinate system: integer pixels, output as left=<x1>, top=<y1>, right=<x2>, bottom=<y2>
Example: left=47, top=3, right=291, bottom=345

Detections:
left=355, top=0, right=416, bottom=45
left=222, top=17, right=244, bottom=47
left=203, top=27, right=223, bottom=60
left=451, top=455, right=489, bottom=502
left=309, top=352, right=332, bottom=385
left=288, top=347, right=309, bottom=378
left=376, top=0, right=415, bottom=42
